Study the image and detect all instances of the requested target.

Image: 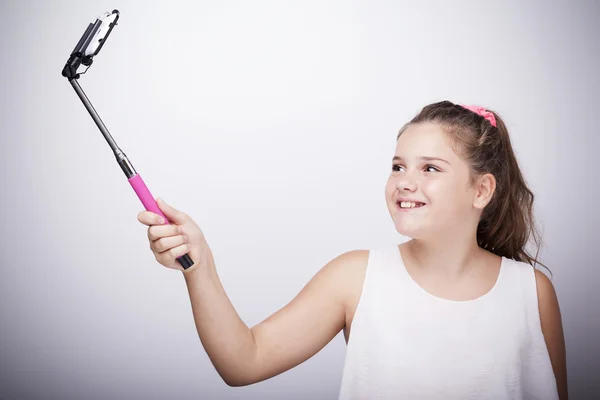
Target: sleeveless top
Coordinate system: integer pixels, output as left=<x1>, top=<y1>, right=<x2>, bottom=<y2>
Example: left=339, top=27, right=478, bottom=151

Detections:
left=338, top=245, right=558, bottom=400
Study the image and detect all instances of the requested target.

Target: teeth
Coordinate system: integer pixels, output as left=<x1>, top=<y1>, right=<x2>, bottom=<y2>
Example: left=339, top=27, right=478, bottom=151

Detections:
left=399, top=201, right=423, bottom=208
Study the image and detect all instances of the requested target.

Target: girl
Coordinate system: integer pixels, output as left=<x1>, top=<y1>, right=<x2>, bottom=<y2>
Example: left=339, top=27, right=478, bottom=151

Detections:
left=137, top=100, right=567, bottom=399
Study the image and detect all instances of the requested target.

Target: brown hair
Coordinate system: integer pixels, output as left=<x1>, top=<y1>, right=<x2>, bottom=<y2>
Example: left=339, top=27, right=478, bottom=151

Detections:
left=397, top=100, right=547, bottom=272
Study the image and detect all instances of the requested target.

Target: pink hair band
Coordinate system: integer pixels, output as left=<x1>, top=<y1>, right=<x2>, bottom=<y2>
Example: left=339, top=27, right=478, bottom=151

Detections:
left=460, top=104, right=497, bottom=127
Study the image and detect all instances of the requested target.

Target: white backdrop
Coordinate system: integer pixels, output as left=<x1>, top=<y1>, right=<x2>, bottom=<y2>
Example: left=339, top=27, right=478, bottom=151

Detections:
left=1, top=1, right=598, bottom=399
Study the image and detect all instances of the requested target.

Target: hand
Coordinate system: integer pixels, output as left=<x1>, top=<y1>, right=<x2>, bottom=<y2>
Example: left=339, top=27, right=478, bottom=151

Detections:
left=137, top=198, right=212, bottom=272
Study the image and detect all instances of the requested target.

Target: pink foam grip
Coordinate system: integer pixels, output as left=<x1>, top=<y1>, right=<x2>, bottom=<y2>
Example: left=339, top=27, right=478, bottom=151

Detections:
left=128, top=174, right=169, bottom=225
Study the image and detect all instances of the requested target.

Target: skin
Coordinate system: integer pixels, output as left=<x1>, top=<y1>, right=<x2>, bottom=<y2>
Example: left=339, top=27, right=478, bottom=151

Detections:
left=137, top=122, right=567, bottom=398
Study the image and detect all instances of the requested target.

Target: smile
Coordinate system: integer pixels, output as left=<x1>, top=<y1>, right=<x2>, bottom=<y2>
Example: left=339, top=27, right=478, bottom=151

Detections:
left=397, top=201, right=426, bottom=210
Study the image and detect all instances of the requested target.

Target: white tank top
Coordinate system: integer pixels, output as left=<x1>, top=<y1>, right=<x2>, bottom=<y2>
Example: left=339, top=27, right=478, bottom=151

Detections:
left=338, top=244, right=558, bottom=400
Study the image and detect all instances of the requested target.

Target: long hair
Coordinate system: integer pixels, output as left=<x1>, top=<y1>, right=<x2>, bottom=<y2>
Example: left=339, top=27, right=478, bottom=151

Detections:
left=397, top=100, right=547, bottom=272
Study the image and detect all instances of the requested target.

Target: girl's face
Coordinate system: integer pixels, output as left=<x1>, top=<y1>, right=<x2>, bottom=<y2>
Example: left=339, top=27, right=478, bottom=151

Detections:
left=385, top=122, right=479, bottom=240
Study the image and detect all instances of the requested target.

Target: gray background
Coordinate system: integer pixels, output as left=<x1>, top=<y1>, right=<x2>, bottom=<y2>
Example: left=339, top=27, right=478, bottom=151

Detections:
left=1, top=0, right=598, bottom=399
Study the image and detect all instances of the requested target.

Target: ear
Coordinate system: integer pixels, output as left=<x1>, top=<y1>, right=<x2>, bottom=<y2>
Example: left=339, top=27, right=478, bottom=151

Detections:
left=473, top=173, right=496, bottom=210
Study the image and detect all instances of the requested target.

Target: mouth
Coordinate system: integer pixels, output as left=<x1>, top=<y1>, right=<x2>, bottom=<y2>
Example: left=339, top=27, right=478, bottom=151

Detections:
left=396, top=201, right=426, bottom=210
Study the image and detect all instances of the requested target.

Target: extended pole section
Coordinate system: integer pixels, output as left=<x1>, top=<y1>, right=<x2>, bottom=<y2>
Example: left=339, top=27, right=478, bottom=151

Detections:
left=69, top=78, right=136, bottom=178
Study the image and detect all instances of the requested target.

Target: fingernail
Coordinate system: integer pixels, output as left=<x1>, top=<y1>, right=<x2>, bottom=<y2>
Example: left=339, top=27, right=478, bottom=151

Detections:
left=159, top=218, right=165, bottom=224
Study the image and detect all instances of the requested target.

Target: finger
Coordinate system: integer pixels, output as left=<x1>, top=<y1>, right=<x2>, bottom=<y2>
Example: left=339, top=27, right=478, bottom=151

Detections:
left=156, top=242, right=192, bottom=266
left=138, top=210, right=166, bottom=226
left=148, top=223, right=181, bottom=241
left=152, top=234, right=188, bottom=253
left=156, top=198, right=188, bottom=225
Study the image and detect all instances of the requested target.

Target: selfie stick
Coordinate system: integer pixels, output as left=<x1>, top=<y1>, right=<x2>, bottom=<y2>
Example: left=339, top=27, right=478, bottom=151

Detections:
left=61, top=10, right=194, bottom=270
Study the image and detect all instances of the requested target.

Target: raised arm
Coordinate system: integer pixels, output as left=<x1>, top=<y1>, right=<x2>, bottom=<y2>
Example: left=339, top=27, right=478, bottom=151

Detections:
left=139, top=199, right=368, bottom=386
left=184, top=249, right=368, bottom=386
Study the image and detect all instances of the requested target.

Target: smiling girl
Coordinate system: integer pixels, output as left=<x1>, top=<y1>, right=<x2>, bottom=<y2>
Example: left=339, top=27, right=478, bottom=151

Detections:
left=138, top=100, right=567, bottom=399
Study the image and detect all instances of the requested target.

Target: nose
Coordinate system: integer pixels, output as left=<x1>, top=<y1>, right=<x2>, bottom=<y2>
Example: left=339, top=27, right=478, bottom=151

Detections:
left=396, top=170, right=418, bottom=192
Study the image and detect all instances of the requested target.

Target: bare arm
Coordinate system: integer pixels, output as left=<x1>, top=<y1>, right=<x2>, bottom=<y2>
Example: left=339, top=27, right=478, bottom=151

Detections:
left=183, top=249, right=366, bottom=386
left=535, top=269, right=568, bottom=400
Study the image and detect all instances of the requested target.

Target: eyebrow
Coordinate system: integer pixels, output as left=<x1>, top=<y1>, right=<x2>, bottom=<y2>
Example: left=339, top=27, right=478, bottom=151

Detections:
left=392, top=156, right=451, bottom=165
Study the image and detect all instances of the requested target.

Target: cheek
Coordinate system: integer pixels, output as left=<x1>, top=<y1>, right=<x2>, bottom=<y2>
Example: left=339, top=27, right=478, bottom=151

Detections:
left=420, top=179, right=447, bottom=202
left=427, top=180, right=472, bottom=214
left=423, top=180, right=465, bottom=212
left=385, top=178, right=395, bottom=197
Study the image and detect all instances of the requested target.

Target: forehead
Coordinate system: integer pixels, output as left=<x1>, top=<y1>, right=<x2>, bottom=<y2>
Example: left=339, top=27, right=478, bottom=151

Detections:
left=396, top=122, right=455, bottom=158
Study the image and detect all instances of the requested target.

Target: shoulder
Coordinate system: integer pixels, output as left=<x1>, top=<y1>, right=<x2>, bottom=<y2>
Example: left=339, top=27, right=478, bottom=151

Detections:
left=309, top=249, right=369, bottom=300
left=326, top=249, right=370, bottom=271
left=507, top=260, right=561, bottom=320
left=322, top=249, right=370, bottom=306
left=502, top=258, right=555, bottom=299
left=532, top=268, right=563, bottom=339
left=533, top=268, right=558, bottom=310
left=324, top=249, right=370, bottom=293
left=531, top=268, right=562, bottom=331
left=499, top=258, right=562, bottom=337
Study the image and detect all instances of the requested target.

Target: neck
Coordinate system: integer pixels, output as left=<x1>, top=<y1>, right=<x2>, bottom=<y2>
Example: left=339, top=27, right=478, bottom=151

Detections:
left=404, top=231, right=484, bottom=279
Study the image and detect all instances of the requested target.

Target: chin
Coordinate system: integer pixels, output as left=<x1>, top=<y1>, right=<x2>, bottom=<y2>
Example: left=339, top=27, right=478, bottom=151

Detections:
left=394, top=223, right=420, bottom=239
left=394, top=218, right=437, bottom=240
left=398, top=232, right=420, bottom=240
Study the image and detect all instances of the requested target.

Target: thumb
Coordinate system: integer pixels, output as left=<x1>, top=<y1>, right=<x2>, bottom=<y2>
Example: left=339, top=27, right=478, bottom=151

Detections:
left=157, top=198, right=187, bottom=224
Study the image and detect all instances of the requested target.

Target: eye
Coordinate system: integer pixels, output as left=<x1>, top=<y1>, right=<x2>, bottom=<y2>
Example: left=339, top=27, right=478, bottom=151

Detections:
left=391, top=164, right=440, bottom=172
